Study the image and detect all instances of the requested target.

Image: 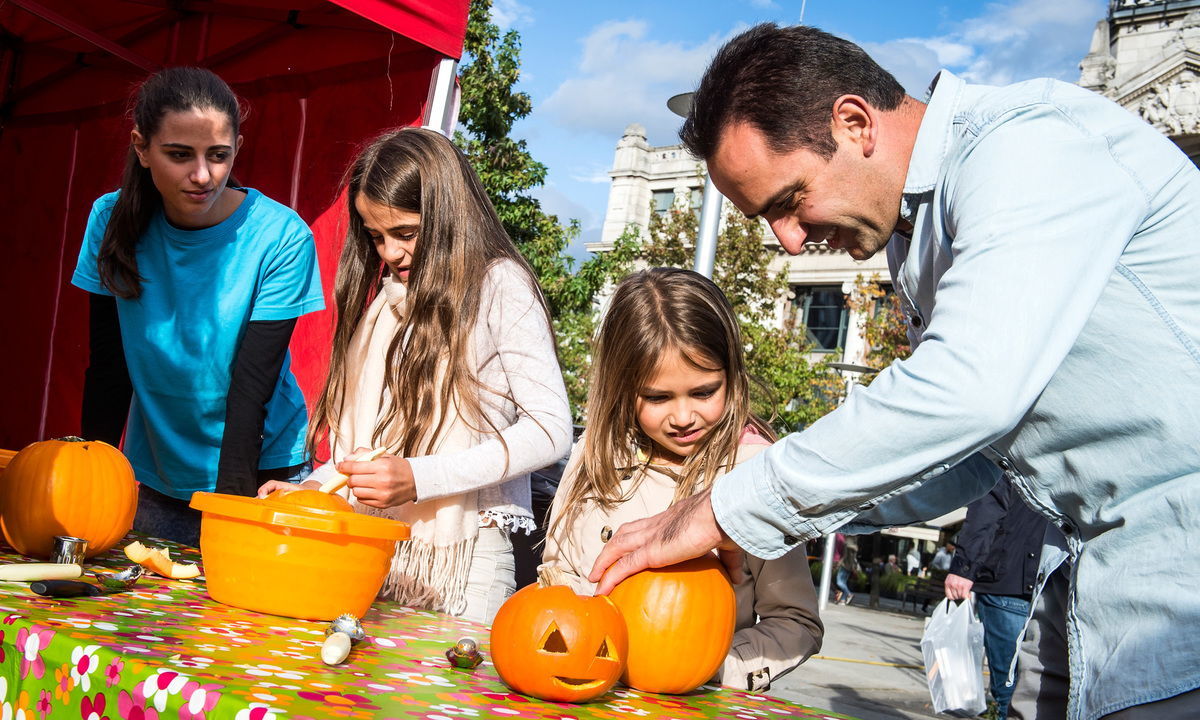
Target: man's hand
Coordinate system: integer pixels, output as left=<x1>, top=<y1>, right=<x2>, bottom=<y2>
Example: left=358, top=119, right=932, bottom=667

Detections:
left=338, top=448, right=416, bottom=508
left=944, top=572, right=974, bottom=601
left=588, top=489, right=744, bottom=595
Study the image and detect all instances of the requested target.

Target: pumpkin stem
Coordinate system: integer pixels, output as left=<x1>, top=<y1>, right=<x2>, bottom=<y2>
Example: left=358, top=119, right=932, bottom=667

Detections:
left=54, top=436, right=87, bottom=443
left=537, top=566, right=570, bottom=588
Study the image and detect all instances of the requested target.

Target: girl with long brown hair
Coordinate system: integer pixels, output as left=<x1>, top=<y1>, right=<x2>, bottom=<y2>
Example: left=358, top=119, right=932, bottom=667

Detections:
left=543, top=268, right=822, bottom=690
left=260, top=127, right=571, bottom=624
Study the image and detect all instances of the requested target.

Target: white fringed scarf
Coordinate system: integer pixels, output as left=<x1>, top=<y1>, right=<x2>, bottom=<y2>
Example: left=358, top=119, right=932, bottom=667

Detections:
left=333, top=274, right=478, bottom=616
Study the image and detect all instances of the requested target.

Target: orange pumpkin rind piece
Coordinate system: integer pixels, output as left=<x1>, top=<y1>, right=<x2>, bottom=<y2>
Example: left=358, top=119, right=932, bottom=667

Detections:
left=123, top=541, right=200, bottom=579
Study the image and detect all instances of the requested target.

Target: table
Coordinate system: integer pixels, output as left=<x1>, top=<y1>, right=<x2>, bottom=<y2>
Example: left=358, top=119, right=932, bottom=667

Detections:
left=0, top=535, right=859, bottom=720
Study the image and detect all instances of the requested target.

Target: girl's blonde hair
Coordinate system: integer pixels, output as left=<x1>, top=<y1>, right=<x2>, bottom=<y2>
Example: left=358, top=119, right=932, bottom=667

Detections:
left=308, top=127, right=549, bottom=458
left=550, top=268, right=776, bottom=537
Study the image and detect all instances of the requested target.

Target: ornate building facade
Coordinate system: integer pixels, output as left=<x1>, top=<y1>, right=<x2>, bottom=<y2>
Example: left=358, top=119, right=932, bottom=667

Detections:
left=1080, top=0, right=1200, bottom=161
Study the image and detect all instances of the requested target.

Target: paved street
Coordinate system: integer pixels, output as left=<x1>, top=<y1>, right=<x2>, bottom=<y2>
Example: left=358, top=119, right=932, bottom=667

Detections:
left=769, top=598, right=945, bottom=720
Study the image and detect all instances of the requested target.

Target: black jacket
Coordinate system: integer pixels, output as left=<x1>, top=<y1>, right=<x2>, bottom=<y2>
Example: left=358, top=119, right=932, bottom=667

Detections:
left=949, top=478, right=1048, bottom=599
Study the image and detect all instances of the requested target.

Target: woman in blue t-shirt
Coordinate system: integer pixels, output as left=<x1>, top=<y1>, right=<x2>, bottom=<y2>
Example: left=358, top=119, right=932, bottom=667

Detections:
left=72, top=67, right=324, bottom=546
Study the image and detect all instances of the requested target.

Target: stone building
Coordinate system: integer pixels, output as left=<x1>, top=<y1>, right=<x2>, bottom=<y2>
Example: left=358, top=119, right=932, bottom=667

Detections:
left=590, top=122, right=889, bottom=367
left=1080, top=0, right=1200, bottom=162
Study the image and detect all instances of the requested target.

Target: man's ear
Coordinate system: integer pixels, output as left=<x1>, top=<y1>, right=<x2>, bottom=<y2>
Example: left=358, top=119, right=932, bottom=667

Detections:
left=131, top=128, right=150, bottom=168
left=831, top=95, right=879, bottom=158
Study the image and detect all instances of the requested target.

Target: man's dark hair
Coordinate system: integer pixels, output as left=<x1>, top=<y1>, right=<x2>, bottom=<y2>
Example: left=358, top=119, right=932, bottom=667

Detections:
left=681, top=24, right=907, bottom=160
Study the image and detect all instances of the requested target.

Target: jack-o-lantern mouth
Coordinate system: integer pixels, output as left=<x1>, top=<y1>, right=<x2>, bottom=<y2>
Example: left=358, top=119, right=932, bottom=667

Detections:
left=553, top=678, right=606, bottom=690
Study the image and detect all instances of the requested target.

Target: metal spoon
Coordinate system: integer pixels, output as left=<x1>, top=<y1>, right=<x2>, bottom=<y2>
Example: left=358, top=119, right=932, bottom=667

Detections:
left=91, top=565, right=143, bottom=592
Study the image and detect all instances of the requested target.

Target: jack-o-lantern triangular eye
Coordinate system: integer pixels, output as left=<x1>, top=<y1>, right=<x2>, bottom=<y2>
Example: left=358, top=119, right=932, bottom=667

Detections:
left=539, top=623, right=568, bottom=654
left=596, top=637, right=616, bottom=659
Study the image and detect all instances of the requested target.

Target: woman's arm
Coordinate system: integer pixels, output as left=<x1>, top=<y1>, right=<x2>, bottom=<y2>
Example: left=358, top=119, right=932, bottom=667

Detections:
left=216, top=318, right=297, bottom=496
left=719, top=550, right=824, bottom=691
left=81, top=293, right=131, bottom=446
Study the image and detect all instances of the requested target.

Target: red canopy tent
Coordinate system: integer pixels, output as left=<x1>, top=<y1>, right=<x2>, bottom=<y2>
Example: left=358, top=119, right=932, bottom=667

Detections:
left=0, top=0, right=468, bottom=450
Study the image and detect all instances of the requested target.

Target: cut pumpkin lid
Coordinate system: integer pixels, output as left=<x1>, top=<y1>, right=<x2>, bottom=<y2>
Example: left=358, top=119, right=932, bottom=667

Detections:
left=189, top=492, right=410, bottom=541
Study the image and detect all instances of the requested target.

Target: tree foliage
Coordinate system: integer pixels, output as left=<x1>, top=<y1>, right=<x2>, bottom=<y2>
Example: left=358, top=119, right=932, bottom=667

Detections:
left=640, top=198, right=843, bottom=432
left=847, top=274, right=912, bottom=383
left=455, top=0, right=637, bottom=420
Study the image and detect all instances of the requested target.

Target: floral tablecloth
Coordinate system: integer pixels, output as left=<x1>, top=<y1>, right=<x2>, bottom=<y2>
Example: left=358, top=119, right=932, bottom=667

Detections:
left=0, top=534, right=857, bottom=720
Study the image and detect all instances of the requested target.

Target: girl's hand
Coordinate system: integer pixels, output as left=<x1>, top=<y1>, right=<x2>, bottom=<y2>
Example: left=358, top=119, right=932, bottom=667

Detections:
left=256, top=479, right=320, bottom=498
left=337, top=451, right=416, bottom=508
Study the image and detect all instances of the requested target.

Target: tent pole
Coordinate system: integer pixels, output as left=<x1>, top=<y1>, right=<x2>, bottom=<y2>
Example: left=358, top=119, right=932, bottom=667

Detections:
left=423, top=57, right=459, bottom=137
left=40, top=124, right=79, bottom=439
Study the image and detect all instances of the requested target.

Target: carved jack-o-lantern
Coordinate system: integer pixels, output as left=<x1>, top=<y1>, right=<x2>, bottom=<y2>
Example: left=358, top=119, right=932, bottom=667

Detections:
left=490, top=568, right=628, bottom=703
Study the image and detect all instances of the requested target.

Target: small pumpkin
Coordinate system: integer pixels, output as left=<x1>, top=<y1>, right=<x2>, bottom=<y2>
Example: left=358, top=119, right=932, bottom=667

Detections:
left=607, top=553, right=736, bottom=694
left=263, top=488, right=353, bottom=513
left=0, top=437, right=137, bottom=559
left=490, top=567, right=628, bottom=703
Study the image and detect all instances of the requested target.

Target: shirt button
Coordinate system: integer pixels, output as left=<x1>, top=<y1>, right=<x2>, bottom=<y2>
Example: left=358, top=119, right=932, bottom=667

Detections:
left=1037, top=571, right=1045, bottom=583
left=998, top=459, right=1012, bottom=471
left=783, top=535, right=798, bottom=545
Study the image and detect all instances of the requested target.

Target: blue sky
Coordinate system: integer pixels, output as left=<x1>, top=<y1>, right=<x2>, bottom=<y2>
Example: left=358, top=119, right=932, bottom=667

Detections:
left=485, top=0, right=1108, bottom=256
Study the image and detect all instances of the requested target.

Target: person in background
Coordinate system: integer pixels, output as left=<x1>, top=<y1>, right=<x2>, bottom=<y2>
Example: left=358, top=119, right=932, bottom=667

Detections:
left=906, top=545, right=921, bottom=577
left=73, top=67, right=323, bottom=546
left=931, top=541, right=956, bottom=572
left=543, top=268, right=822, bottom=692
left=260, top=128, right=571, bottom=625
left=945, top=479, right=1051, bottom=720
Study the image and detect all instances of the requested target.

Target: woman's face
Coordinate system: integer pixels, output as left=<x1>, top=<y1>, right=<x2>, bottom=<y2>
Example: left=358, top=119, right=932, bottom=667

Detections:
left=132, top=107, right=242, bottom=229
left=355, top=194, right=420, bottom=284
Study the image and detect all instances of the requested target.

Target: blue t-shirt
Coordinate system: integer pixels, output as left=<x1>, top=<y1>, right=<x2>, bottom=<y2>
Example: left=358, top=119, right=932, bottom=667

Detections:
left=72, top=189, right=324, bottom=499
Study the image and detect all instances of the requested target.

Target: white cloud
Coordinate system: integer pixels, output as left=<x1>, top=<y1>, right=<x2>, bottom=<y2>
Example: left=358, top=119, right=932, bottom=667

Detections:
left=540, top=20, right=733, bottom=145
left=491, top=0, right=533, bottom=30
left=866, top=0, right=1104, bottom=93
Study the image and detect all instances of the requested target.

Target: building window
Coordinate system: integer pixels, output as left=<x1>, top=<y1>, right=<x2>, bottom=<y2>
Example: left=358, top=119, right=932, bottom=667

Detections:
left=793, top=285, right=849, bottom=351
left=652, top=187, right=704, bottom=220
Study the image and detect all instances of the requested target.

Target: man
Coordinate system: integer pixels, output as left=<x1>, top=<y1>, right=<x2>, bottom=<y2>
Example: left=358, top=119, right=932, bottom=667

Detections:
left=931, top=541, right=955, bottom=572
left=905, top=545, right=920, bottom=576
left=945, top=480, right=1049, bottom=720
left=590, top=23, right=1200, bottom=720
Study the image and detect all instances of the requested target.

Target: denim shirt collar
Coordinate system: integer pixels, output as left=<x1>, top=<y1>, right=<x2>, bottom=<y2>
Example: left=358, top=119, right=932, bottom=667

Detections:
left=900, top=70, right=965, bottom=224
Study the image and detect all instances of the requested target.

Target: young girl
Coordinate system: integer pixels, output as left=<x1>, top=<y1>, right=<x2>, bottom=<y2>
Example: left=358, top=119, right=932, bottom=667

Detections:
left=72, top=67, right=324, bottom=546
left=260, top=128, right=572, bottom=624
left=543, top=268, right=822, bottom=692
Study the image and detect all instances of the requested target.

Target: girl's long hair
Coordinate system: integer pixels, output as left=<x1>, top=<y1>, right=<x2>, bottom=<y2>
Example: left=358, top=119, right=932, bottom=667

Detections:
left=308, top=127, right=549, bottom=459
left=98, top=67, right=243, bottom=298
left=549, top=268, right=776, bottom=538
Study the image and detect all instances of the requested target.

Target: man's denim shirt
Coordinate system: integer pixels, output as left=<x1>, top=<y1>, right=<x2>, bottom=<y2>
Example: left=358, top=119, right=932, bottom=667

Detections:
left=712, top=70, right=1200, bottom=719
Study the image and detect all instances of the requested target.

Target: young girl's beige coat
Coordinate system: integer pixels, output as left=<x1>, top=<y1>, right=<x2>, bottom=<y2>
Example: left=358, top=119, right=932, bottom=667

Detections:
left=542, top=440, right=823, bottom=691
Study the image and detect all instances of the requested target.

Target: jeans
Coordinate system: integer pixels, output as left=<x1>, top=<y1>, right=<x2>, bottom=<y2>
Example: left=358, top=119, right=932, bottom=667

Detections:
left=459, top=526, right=516, bottom=625
left=134, top=462, right=312, bottom=547
left=976, top=593, right=1031, bottom=720
left=835, top=567, right=852, bottom=599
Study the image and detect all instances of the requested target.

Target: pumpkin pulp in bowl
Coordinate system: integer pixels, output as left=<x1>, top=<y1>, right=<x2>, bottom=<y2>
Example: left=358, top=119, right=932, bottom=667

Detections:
left=189, top=492, right=408, bottom=621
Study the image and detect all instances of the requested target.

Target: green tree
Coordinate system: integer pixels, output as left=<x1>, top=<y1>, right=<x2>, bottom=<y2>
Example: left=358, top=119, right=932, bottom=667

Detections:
left=640, top=195, right=843, bottom=432
left=847, top=274, right=911, bottom=383
left=455, top=0, right=637, bottom=420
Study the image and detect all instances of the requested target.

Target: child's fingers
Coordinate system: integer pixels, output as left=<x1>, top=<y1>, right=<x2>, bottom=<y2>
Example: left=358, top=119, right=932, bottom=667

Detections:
left=256, top=480, right=293, bottom=498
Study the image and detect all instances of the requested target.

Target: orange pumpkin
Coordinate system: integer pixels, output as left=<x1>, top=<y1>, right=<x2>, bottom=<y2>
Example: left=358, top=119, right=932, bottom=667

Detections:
left=263, top=488, right=353, bottom=513
left=490, top=567, right=628, bottom=703
left=0, top=437, right=137, bottom=559
left=607, top=553, right=736, bottom=694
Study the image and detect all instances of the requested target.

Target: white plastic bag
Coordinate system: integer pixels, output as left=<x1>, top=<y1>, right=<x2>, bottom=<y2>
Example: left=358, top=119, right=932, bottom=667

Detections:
left=920, top=597, right=986, bottom=717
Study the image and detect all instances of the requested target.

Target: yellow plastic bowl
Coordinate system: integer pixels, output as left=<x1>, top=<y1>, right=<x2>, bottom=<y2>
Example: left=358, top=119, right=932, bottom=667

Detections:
left=189, top=492, right=409, bottom=621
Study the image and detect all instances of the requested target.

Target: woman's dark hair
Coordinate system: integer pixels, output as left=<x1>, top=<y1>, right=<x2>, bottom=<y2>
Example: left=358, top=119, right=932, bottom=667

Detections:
left=98, top=67, right=243, bottom=298
left=681, top=23, right=906, bottom=161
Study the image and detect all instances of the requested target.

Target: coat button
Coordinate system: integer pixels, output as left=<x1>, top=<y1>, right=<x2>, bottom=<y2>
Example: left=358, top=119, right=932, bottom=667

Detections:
left=1027, top=552, right=1036, bottom=558
left=910, top=315, right=923, bottom=328
left=783, top=535, right=798, bottom=545
left=600, top=526, right=613, bottom=543
left=1061, top=523, right=1074, bottom=535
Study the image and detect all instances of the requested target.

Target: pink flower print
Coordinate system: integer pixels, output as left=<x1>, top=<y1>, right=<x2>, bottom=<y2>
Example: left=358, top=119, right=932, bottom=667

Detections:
left=178, top=681, right=221, bottom=720
left=233, top=704, right=283, bottom=720
left=0, top=628, right=5, bottom=663
left=81, top=693, right=111, bottom=720
left=70, top=645, right=102, bottom=692
left=16, top=625, right=56, bottom=679
left=37, top=688, right=52, bottom=719
left=117, top=688, right=159, bottom=720
left=105, top=657, right=125, bottom=687
left=140, top=669, right=189, bottom=713
left=54, top=663, right=75, bottom=704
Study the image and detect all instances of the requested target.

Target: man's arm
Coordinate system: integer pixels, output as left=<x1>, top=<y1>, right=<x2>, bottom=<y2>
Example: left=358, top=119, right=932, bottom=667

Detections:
left=81, top=293, right=131, bottom=446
